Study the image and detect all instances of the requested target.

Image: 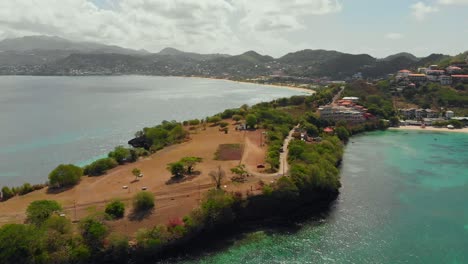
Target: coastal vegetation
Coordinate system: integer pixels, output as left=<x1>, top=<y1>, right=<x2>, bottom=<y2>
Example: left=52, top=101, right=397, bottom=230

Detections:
left=48, top=164, right=83, bottom=189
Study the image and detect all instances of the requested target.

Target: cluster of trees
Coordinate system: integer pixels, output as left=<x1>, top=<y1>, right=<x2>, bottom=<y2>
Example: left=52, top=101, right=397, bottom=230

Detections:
left=287, top=137, right=343, bottom=193
left=1, top=183, right=47, bottom=201
left=0, top=199, right=110, bottom=263
left=433, top=119, right=464, bottom=129
left=134, top=121, right=189, bottom=152
left=167, top=156, right=203, bottom=179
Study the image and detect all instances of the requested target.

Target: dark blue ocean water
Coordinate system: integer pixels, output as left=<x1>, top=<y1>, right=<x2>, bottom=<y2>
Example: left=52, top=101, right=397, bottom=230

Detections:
left=0, top=76, right=303, bottom=186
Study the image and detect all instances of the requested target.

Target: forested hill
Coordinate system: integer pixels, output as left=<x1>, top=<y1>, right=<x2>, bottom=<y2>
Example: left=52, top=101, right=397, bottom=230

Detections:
left=0, top=35, right=465, bottom=79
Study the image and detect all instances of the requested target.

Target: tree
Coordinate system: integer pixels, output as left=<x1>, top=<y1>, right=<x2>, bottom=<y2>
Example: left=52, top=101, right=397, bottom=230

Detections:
left=105, top=200, right=125, bottom=219
left=335, top=126, right=350, bottom=142
left=208, top=116, right=222, bottom=124
left=26, top=200, right=62, bottom=226
left=303, top=123, right=319, bottom=137
left=1, top=186, right=14, bottom=201
left=45, top=214, right=72, bottom=234
left=230, top=164, right=247, bottom=176
left=48, top=164, right=83, bottom=188
left=0, top=224, right=45, bottom=263
left=245, top=114, right=258, bottom=129
left=167, top=162, right=185, bottom=178
left=389, top=116, right=400, bottom=127
left=84, top=158, right=118, bottom=176
left=232, top=114, right=242, bottom=123
left=180, top=157, right=203, bottom=174
left=108, top=146, right=131, bottom=165
left=209, top=166, right=226, bottom=189
left=132, top=168, right=142, bottom=181
left=133, top=191, right=155, bottom=212
left=79, top=217, right=108, bottom=251
left=274, top=176, right=300, bottom=200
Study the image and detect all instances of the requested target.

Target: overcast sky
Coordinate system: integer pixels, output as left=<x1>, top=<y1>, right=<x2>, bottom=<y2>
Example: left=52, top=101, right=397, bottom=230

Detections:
left=0, top=0, right=467, bottom=58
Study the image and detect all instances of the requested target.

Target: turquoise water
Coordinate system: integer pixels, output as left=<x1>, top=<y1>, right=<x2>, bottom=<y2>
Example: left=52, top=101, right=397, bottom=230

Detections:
left=175, top=130, right=468, bottom=264
left=0, top=76, right=304, bottom=186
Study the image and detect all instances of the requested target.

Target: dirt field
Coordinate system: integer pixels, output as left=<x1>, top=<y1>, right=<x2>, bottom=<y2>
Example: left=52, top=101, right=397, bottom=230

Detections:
left=0, top=123, right=276, bottom=236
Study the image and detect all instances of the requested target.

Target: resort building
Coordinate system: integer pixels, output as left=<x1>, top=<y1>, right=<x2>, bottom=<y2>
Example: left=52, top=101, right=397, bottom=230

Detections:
left=318, top=105, right=366, bottom=123
left=446, top=66, right=462, bottom=74
left=408, top=74, right=427, bottom=83
left=399, top=108, right=439, bottom=120
left=426, top=70, right=445, bottom=81
left=440, top=75, right=452, bottom=85
left=397, top=69, right=411, bottom=78
left=452, top=75, right=468, bottom=84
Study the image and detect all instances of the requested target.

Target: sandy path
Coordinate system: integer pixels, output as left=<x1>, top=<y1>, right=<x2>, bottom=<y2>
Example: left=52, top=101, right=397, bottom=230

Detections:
left=242, top=125, right=298, bottom=177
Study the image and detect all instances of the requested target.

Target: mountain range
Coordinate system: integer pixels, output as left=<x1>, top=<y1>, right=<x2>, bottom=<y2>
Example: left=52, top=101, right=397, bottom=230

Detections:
left=0, top=35, right=464, bottom=79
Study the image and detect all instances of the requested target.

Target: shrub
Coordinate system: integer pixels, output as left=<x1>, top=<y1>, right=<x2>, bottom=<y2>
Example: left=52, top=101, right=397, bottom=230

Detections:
left=105, top=200, right=125, bottom=219
left=1, top=186, right=14, bottom=201
left=262, top=185, right=274, bottom=195
left=108, top=146, right=132, bottom=164
left=44, top=214, right=72, bottom=234
left=84, top=158, right=118, bottom=176
left=79, top=217, right=108, bottom=251
left=167, top=162, right=185, bottom=178
left=219, top=121, right=229, bottom=128
left=232, top=114, right=243, bottom=122
left=26, top=200, right=62, bottom=226
left=133, top=191, right=155, bottom=212
left=49, top=164, right=83, bottom=188
left=18, top=183, right=33, bottom=196
left=136, top=225, right=170, bottom=249
left=245, top=114, right=257, bottom=128
left=201, top=189, right=235, bottom=226
left=207, top=116, right=222, bottom=124
left=105, top=233, right=130, bottom=263
left=188, top=119, right=200, bottom=126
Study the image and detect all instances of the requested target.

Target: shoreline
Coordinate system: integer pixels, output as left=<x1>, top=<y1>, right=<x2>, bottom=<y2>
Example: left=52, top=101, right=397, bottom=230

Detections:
left=390, top=126, right=468, bottom=133
left=0, top=74, right=316, bottom=95
left=179, top=75, right=316, bottom=95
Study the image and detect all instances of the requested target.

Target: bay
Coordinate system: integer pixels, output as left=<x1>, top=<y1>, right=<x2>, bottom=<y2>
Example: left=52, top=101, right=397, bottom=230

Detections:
left=0, top=76, right=304, bottom=186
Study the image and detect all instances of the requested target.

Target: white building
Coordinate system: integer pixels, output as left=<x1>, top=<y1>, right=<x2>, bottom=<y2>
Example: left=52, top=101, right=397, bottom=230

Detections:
left=319, top=105, right=365, bottom=123
left=342, top=96, right=359, bottom=102
left=445, top=111, right=454, bottom=119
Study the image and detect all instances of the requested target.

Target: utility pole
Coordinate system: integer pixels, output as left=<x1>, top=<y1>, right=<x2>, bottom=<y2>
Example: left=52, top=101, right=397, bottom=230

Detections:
left=74, top=200, right=77, bottom=222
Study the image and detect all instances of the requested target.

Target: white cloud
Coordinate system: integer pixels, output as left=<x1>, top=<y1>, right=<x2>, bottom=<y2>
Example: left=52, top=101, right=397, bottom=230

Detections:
left=437, top=0, right=468, bottom=5
left=385, top=33, right=404, bottom=40
left=0, top=0, right=343, bottom=55
left=236, top=0, right=342, bottom=32
left=410, top=2, right=439, bottom=21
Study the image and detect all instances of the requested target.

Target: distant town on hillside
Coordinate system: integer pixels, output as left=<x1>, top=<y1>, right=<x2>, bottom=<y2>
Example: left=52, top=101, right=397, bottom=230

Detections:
left=1, top=35, right=467, bottom=81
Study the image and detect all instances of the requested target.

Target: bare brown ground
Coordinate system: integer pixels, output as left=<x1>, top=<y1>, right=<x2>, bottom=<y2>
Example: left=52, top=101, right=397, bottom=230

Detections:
left=241, top=129, right=268, bottom=174
left=0, top=123, right=275, bottom=236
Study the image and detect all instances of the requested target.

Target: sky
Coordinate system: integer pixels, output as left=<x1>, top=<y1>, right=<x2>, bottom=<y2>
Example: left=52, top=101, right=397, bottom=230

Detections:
left=0, top=0, right=467, bottom=58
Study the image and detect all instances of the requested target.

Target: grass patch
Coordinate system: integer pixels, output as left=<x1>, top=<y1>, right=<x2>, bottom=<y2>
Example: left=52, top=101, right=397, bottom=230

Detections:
left=214, top=144, right=243, bottom=160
